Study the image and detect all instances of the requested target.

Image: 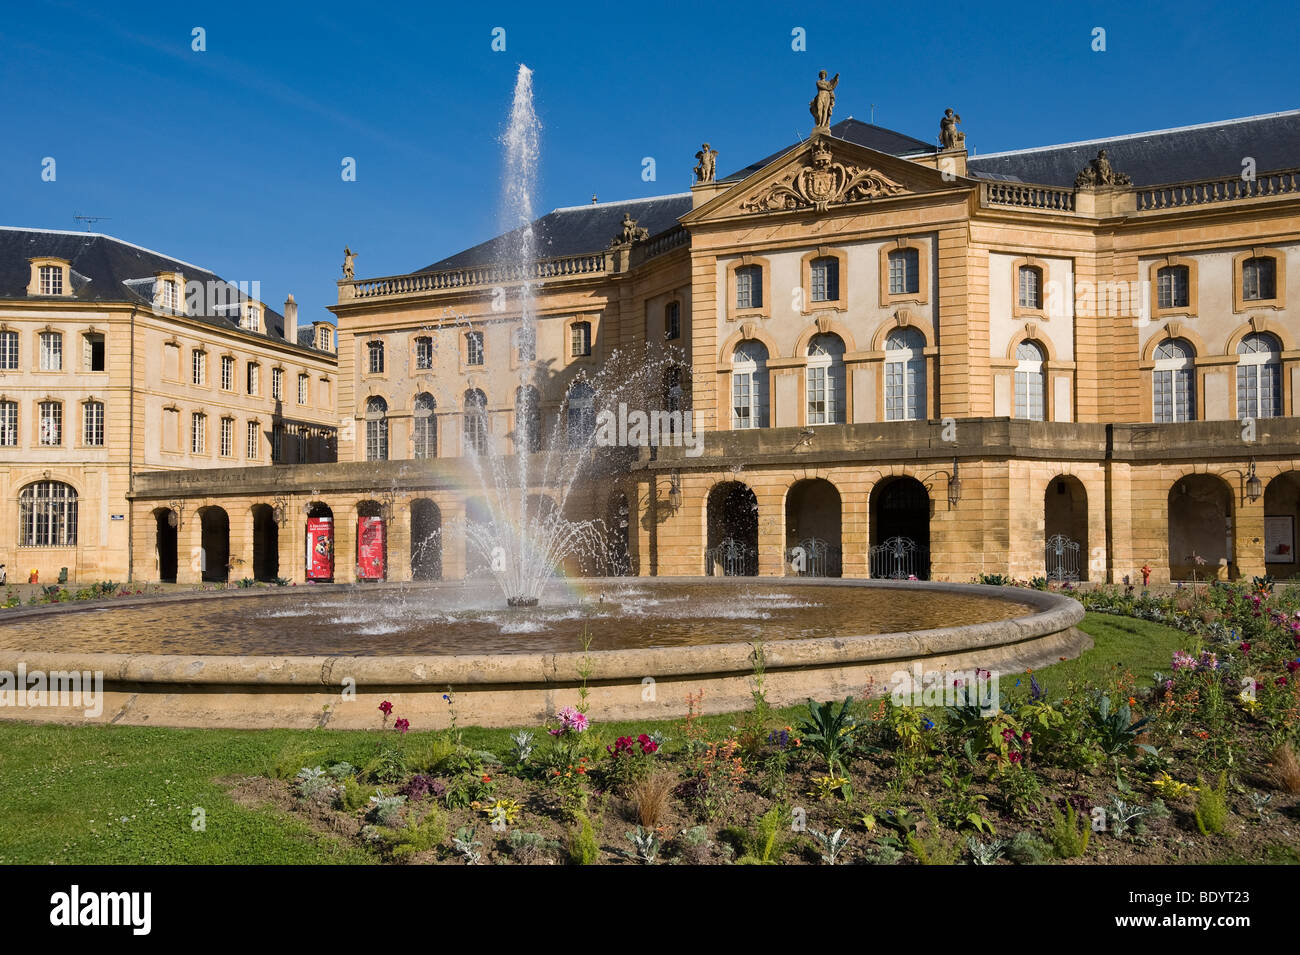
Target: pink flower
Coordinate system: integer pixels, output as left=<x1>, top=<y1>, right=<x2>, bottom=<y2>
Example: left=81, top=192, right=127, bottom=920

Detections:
left=394, top=717, right=410, bottom=733
left=1277, top=676, right=1289, bottom=686
left=378, top=700, right=393, bottom=716
left=1240, top=642, right=1251, bottom=654
left=1008, top=751, right=1022, bottom=764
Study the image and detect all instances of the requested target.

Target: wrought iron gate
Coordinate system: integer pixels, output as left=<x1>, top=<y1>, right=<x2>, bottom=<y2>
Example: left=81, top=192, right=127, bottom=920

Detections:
left=869, top=536, right=927, bottom=579
left=707, top=537, right=756, bottom=577
left=1045, top=534, right=1081, bottom=582
left=787, top=537, right=843, bottom=577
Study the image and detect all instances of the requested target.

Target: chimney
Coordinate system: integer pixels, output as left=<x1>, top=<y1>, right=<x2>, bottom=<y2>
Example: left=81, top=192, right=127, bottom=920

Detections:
left=283, top=294, right=298, bottom=344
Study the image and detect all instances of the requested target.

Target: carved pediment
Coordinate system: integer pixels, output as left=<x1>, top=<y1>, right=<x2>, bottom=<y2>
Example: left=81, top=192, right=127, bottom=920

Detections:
left=738, top=139, right=906, bottom=213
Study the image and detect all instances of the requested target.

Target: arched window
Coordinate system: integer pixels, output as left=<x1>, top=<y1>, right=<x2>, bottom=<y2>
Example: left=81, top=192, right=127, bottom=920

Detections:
left=1156, top=265, right=1190, bottom=310
left=1153, top=338, right=1196, bottom=422
left=1242, top=257, right=1278, bottom=302
left=566, top=380, right=596, bottom=448
left=1237, top=332, right=1282, bottom=418
left=885, top=327, right=926, bottom=421
left=1017, top=265, right=1043, bottom=310
left=463, top=388, right=488, bottom=455
left=736, top=265, right=762, bottom=309
left=806, top=333, right=846, bottom=425
left=1014, top=340, right=1046, bottom=420
left=732, top=341, right=769, bottom=429
left=412, top=392, right=436, bottom=459
left=367, top=340, right=384, bottom=375
left=19, top=481, right=77, bottom=546
left=810, top=257, right=839, bottom=302
left=365, top=396, right=388, bottom=461
left=516, top=385, right=541, bottom=453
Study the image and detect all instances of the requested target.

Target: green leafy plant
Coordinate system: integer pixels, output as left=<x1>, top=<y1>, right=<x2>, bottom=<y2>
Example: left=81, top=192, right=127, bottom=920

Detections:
left=1194, top=772, right=1230, bottom=836
left=1106, top=797, right=1149, bottom=839
left=452, top=826, right=483, bottom=864
left=723, top=805, right=791, bottom=865
left=1045, top=802, right=1090, bottom=859
left=1005, top=830, right=1053, bottom=865
left=567, top=813, right=600, bottom=865
left=808, top=827, right=851, bottom=865
left=1088, top=693, right=1156, bottom=789
left=797, top=696, right=859, bottom=783
left=967, top=836, right=1009, bottom=865
left=624, top=826, right=662, bottom=864
left=997, top=764, right=1046, bottom=818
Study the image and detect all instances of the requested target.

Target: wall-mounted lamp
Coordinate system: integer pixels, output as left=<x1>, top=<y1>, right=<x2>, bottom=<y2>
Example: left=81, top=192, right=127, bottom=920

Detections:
left=947, top=457, right=963, bottom=507
left=272, top=495, right=289, bottom=527
left=1246, top=458, right=1262, bottom=504
left=668, top=473, right=683, bottom=510
left=167, top=499, right=184, bottom=529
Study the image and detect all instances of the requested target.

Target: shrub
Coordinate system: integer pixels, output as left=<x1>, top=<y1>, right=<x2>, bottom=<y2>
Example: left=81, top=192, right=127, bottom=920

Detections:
left=371, top=807, right=447, bottom=861
left=398, top=774, right=445, bottom=802
left=506, top=830, right=559, bottom=864
left=628, top=770, right=674, bottom=828
left=567, top=813, right=600, bottom=865
left=1194, top=772, right=1230, bottom=836
left=723, top=805, right=791, bottom=865
left=1270, top=743, right=1300, bottom=794
left=367, top=793, right=407, bottom=828
left=905, top=827, right=961, bottom=865
left=1045, top=802, right=1090, bottom=859
left=797, top=696, right=859, bottom=780
left=997, top=764, right=1046, bottom=818
left=326, top=761, right=357, bottom=781
left=365, top=746, right=407, bottom=784
left=337, top=776, right=376, bottom=812
left=294, top=766, right=334, bottom=801
left=1006, top=830, right=1053, bottom=865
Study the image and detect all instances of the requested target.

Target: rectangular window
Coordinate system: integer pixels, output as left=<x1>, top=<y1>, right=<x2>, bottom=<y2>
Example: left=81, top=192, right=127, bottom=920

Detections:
left=192, top=350, right=206, bottom=385
left=811, top=259, right=839, bottom=302
left=83, top=401, right=104, bottom=446
left=889, top=249, right=920, bottom=295
left=1237, top=363, right=1282, bottom=419
left=247, top=421, right=260, bottom=459
left=1018, top=267, right=1042, bottom=309
left=247, top=363, right=260, bottom=395
left=272, top=367, right=283, bottom=400
left=665, top=302, right=680, bottom=340
left=1243, top=258, right=1277, bottom=301
left=415, top=336, right=434, bottom=370
left=736, top=266, right=761, bottom=309
left=39, top=401, right=62, bottom=445
left=569, top=323, right=591, bottom=358
left=807, top=366, right=827, bottom=424
left=0, top=400, right=16, bottom=446
left=514, top=328, right=535, bottom=363
left=243, top=306, right=260, bottom=331
left=40, top=332, right=62, bottom=371
left=191, top=412, right=206, bottom=453
left=0, top=331, right=17, bottom=370
left=1153, top=368, right=1194, bottom=423
left=161, top=279, right=179, bottom=312
left=367, top=341, right=384, bottom=374
left=221, top=355, right=234, bottom=391
left=82, top=332, right=105, bottom=372
left=298, top=373, right=308, bottom=405
left=272, top=423, right=284, bottom=463
left=1157, top=267, right=1189, bottom=309
left=732, top=372, right=752, bottom=429
left=466, top=331, right=484, bottom=366
left=39, top=265, right=64, bottom=295
left=220, top=417, right=233, bottom=457
left=1015, top=372, right=1045, bottom=421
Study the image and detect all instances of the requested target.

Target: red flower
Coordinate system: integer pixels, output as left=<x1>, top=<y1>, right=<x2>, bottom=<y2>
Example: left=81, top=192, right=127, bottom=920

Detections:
left=1286, top=660, right=1300, bottom=673
left=1277, top=676, right=1289, bottom=686
left=482, top=774, right=492, bottom=783
left=1008, top=751, right=1022, bottom=764
left=393, top=717, right=410, bottom=733
left=1240, top=642, right=1251, bottom=653
left=378, top=700, right=394, bottom=715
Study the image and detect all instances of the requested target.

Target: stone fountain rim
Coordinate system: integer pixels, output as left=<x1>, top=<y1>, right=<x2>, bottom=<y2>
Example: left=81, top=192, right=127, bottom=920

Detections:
left=0, top=577, right=1083, bottom=688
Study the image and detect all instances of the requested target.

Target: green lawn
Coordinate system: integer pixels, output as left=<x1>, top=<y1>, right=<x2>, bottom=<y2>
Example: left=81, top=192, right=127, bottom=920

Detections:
left=0, top=610, right=1188, bottom=864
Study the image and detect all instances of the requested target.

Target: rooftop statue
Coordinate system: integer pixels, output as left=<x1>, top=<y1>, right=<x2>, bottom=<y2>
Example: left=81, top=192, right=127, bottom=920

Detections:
left=939, top=108, right=965, bottom=149
left=1074, top=149, right=1132, bottom=187
left=809, top=70, right=839, bottom=129
left=694, top=143, right=718, bottom=184
left=611, top=213, right=649, bottom=248
left=342, top=247, right=357, bottom=280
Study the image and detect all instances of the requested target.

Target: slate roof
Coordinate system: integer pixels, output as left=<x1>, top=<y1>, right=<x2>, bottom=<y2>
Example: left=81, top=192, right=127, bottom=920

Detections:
left=717, top=117, right=937, bottom=183
left=0, top=227, right=323, bottom=350
left=420, top=194, right=693, bottom=272
left=967, top=110, right=1300, bottom=187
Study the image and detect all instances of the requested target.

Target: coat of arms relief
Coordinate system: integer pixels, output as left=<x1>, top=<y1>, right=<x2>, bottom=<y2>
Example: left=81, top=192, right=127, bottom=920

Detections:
left=738, top=140, right=906, bottom=213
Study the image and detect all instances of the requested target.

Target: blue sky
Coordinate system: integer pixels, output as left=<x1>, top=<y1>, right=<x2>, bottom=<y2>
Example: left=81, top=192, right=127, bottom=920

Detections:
left=2, top=0, right=1297, bottom=325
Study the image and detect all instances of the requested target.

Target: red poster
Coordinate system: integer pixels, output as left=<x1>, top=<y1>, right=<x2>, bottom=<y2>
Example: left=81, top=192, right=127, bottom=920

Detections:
left=357, top=516, right=386, bottom=580
left=306, top=516, right=334, bottom=581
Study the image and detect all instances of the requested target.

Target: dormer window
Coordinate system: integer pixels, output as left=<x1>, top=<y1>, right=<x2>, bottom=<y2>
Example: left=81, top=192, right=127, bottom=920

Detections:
left=160, top=279, right=179, bottom=312
left=242, top=305, right=261, bottom=332
left=40, top=265, right=64, bottom=296
left=28, top=258, right=71, bottom=298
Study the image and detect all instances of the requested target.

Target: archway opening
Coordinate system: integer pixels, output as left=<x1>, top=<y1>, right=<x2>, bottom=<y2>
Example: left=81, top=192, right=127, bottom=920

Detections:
left=785, top=479, right=842, bottom=577
left=251, top=504, right=279, bottom=581
left=306, top=503, right=334, bottom=582
left=706, top=481, right=758, bottom=576
left=1263, top=472, right=1300, bottom=579
left=870, top=477, right=930, bottom=579
left=356, top=500, right=387, bottom=581
left=1044, top=476, right=1088, bottom=582
left=1168, top=475, right=1233, bottom=581
left=411, top=499, right=442, bottom=581
left=198, top=506, right=230, bottom=583
left=154, top=507, right=178, bottom=583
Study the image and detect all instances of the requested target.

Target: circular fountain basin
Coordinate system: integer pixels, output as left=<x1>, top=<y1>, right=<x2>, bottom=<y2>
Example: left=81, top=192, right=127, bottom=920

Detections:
left=0, top=578, right=1087, bottom=729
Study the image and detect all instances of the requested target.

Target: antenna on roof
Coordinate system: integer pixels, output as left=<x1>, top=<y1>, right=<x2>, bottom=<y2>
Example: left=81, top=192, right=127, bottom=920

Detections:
left=72, top=214, right=110, bottom=231
left=591, top=194, right=598, bottom=204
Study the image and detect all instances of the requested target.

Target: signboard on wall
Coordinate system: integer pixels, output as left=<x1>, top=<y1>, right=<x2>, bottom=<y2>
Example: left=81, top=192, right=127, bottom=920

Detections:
left=1265, top=515, right=1294, bottom=564
left=306, top=516, right=334, bottom=580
